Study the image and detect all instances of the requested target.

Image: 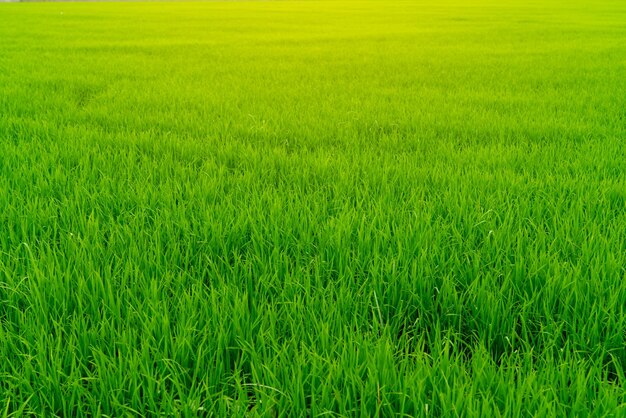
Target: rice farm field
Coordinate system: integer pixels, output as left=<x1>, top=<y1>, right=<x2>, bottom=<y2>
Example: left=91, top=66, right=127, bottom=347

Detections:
left=1, top=0, right=625, bottom=416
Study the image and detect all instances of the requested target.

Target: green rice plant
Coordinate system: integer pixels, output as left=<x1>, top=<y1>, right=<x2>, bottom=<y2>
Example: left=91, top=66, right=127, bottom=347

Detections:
left=0, top=0, right=625, bottom=416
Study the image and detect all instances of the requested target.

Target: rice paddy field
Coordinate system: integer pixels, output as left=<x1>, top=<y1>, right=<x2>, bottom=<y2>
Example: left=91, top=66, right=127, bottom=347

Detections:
left=1, top=0, right=626, bottom=416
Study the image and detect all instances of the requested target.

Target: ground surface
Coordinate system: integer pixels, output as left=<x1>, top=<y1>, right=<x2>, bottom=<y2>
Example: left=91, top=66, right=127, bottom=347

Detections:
left=1, top=1, right=625, bottom=416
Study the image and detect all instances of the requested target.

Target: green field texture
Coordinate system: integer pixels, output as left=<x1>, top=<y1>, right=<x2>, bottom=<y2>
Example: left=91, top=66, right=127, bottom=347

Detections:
left=1, top=0, right=625, bottom=416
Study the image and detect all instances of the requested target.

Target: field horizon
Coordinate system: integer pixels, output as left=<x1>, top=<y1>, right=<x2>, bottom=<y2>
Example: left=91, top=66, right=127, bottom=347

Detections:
left=1, top=0, right=625, bottom=416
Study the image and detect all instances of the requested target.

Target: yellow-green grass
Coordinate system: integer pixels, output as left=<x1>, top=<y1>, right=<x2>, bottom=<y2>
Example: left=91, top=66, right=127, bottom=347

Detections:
left=1, top=0, right=625, bottom=416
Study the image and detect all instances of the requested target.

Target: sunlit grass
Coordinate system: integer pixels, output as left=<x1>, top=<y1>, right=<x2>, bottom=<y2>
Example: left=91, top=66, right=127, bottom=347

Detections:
left=1, top=0, right=625, bottom=416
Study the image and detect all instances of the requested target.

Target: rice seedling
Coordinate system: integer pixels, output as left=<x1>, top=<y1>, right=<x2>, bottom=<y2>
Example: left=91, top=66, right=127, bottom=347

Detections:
left=0, top=0, right=625, bottom=416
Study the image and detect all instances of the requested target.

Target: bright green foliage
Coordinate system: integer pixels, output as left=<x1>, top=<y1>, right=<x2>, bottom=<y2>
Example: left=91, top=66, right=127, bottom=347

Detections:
left=0, top=0, right=625, bottom=416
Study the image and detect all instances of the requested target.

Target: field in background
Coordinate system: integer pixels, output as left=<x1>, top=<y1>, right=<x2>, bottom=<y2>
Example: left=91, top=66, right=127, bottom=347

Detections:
left=1, top=1, right=625, bottom=416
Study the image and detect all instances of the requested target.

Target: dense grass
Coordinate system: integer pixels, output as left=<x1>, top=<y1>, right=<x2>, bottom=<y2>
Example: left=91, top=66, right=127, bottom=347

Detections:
left=1, top=0, right=625, bottom=416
